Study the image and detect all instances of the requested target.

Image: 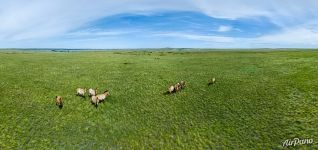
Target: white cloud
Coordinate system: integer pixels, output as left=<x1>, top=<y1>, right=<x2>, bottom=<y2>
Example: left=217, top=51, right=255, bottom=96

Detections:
left=0, top=0, right=197, bottom=41
left=196, top=0, right=318, bottom=26
left=1, top=0, right=318, bottom=47
left=66, top=29, right=141, bottom=38
left=155, top=32, right=235, bottom=43
left=217, top=26, right=232, bottom=32
left=255, top=27, right=318, bottom=47
left=155, top=26, right=318, bottom=48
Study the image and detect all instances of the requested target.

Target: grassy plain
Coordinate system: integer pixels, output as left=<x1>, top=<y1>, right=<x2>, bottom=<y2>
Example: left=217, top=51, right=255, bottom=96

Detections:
left=0, top=50, right=317, bottom=149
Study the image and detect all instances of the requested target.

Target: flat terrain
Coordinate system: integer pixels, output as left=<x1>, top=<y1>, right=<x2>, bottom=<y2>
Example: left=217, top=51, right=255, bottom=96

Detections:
left=0, top=50, right=317, bottom=149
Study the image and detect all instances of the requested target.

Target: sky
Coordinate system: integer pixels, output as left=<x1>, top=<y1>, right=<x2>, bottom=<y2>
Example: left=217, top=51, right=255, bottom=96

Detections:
left=1, top=0, right=318, bottom=49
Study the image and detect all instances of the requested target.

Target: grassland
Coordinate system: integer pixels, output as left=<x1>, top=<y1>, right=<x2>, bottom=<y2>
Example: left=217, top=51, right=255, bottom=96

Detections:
left=0, top=50, right=317, bottom=149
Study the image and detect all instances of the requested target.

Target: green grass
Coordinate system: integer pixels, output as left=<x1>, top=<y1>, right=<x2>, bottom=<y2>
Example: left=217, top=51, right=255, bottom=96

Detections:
left=0, top=50, right=317, bottom=149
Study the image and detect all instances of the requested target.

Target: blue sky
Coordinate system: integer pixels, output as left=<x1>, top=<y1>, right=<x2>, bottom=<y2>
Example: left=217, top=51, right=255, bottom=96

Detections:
left=1, top=0, right=318, bottom=48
